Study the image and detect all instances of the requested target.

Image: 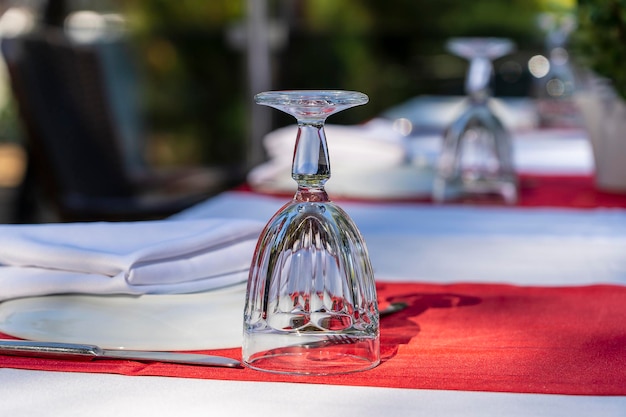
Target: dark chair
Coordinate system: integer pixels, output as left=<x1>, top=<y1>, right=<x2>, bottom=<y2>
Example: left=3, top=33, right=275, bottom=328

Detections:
left=1, top=28, right=241, bottom=223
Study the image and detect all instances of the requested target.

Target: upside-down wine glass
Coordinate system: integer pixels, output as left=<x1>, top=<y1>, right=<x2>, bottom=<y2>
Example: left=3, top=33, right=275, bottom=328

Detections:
left=243, top=90, right=380, bottom=375
left=433, top=37, right=518, bottom=204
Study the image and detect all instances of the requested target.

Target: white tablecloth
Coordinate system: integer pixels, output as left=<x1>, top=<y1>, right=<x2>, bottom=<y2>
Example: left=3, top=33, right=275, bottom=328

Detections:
left=1, top=368, right=624, bottom=417
left=3, top=190, right=624, bottom=417
left=2, top=123, right=625, bottom=416
left=174, top=192, right=626, bottom=287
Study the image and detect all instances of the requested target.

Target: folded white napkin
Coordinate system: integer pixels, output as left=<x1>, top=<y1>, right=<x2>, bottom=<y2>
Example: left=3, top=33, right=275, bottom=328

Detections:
left=261, top=118, right=408, bottom=166
left=0, top=218, right=264, bottom=301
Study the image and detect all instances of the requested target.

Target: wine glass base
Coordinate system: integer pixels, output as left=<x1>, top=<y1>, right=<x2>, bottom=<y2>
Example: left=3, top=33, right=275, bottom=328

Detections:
left=433, top=176, right=518, bottom=204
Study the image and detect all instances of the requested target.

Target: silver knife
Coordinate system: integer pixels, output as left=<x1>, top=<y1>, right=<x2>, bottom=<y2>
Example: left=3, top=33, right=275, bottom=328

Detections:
left=0, top=339, right=242, bottom=368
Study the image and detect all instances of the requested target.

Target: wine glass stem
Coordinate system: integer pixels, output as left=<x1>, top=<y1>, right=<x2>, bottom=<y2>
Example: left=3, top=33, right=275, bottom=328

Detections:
left=292, top=122, right=331, bottom=202
left=466, top=57, right=493, bottom=102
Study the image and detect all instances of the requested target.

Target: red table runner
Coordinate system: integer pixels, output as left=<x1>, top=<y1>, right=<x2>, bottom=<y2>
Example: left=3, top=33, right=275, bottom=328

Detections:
left=2, top=282, right=625, bottom=396
left=517, top=174, right=626, bottom=208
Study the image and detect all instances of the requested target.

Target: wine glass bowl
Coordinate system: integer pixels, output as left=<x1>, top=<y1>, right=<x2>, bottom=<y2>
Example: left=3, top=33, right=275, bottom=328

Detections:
left=243, top=90, right=380, bottom=375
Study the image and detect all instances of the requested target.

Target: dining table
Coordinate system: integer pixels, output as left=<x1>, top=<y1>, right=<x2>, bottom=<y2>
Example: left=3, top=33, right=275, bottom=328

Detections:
left=1, top=99, right=625, bottom=416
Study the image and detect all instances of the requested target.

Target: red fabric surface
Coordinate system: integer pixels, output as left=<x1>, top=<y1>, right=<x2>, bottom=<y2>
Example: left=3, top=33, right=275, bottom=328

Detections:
left=517, top=174, right=626, bottom=208
left=2, top=282, right=625, bottom=395
left=237, top=174, right=626, bottom=209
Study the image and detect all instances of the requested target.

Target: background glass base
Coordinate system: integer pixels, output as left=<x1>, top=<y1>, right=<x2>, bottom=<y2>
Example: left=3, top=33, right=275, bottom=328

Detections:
left=433, top=176, right=518, bottom=204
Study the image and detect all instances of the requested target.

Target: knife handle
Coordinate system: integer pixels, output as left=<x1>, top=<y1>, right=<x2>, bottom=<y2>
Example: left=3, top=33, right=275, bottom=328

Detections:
left=0, top=339, right=101, bottom=359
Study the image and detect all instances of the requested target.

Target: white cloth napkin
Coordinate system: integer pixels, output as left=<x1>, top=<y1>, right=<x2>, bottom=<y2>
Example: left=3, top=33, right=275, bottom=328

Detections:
left=260, top=118, right=408, bottom=166
left=0, top=218, right=264, bottom=301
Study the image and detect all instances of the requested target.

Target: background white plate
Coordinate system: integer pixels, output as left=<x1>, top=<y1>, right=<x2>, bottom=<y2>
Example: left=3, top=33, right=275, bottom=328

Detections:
left=249, top=162, right=435, bottom=200
left=0, top=284, right=246, bottom=351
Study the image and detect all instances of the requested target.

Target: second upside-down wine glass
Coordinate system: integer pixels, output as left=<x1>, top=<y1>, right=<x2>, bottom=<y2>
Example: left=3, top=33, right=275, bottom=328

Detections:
left=433, top=37, right=518, bottom=204
left=242, top=90, right=380, bottom=375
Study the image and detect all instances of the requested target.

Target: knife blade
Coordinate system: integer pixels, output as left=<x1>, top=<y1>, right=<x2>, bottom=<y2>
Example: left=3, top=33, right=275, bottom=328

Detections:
left=0, top=339, right=242, bottom=368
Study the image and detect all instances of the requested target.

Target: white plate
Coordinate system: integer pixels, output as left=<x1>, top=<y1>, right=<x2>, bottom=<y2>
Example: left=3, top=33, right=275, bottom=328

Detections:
left=0, top=284, right=246, bottom=351
left=250, top=163, right=435, bottom=200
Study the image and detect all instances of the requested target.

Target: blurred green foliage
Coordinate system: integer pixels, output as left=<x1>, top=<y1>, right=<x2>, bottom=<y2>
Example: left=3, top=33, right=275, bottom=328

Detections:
left=574, top=0, right=626, bottom=99
left=120, top=0, right=550, bottom=167
left=122, top=1, right=246, bottom=166
left=0, top=98, right=22, bottom=144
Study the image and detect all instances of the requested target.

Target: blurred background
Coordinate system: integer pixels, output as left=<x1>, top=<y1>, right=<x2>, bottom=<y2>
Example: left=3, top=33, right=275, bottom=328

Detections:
left=0, top=0, right=577, bottom=222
